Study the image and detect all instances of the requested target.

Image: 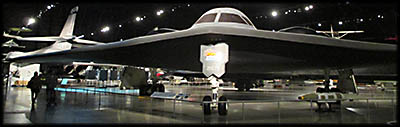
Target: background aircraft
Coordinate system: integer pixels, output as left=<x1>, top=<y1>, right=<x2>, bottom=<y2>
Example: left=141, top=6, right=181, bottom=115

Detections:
left=3, top=6, right=103, bottom=86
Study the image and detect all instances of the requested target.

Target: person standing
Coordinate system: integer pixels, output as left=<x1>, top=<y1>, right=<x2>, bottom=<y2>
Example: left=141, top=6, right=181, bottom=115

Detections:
left=45, top=70, right=58, bottom=106
left=27, top=72, right=42, bottom=108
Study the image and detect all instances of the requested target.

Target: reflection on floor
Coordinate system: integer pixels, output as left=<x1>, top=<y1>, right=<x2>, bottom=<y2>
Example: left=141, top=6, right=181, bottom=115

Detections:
left=2, top=85, right=397, bottom=124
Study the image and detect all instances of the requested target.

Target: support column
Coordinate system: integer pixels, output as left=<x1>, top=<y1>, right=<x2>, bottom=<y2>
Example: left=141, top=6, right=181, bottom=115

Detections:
left=210, top=76, right=219, bottom=106
left=323, top=68, right=331, bottom=92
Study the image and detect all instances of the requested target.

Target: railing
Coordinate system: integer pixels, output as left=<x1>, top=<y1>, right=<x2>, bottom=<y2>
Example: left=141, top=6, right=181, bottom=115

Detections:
left=57, top=87, right=396, bottom=124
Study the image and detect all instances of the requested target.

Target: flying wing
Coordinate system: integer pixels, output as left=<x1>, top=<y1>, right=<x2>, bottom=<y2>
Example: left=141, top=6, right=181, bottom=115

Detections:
left=7, top=7, right=396, bottom=75
left=7, top=25, right=396, bottom=73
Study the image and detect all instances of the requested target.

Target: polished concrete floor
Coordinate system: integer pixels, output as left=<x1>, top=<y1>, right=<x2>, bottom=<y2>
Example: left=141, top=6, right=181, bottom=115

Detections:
left=2, top=84, right=397, bottom=125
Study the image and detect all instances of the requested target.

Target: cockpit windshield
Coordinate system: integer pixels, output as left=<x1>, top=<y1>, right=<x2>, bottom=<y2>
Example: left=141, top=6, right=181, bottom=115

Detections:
left=218, top=13, right=247, bottom=25
left=195, top=13, right=217, bottom=24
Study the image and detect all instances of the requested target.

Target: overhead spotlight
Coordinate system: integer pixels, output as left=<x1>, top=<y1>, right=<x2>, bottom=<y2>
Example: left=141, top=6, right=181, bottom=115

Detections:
left=294, top=10, right=297, bottom=13
left=360, top=18, right=363, bottom=22
left=381, top=16, right=384, bottom=19
left=101, top=26, right=110, bottom=33
left=140, top=17, right=144, bottom=21
left=338, top=21, right=343, bottom=25
left=309, top=5, right=313, bottom=9
left=27, top=18, right=36, bottom=26
left=136, top=17, right=141, bottom=22
left=157, top=10, right=164, bottom=16
left=91, top=33, right=94, bottom=36
left=187, top=4, right=190, bottom=7
left=378, top=15, right=381, bottom=18
left=305, top=7, right=309, bottom=11
left=271, top=11, right=278, bottom=17
left=118, top=25, right=122, bottom=28
left=47, top=5, right=51, bottom=9
left=288, top=10, right=291, bottom=12
left=318, top=23, right=322, bottom=27
left=172, top=9, right=175, bottom=11
left=285, top=12, right=288, bottom=14
left=51, top=4, right=55, bottom=7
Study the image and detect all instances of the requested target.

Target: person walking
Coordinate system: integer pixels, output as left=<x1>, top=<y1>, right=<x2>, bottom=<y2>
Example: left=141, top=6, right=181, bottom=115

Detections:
left=27, top=72, right=42, bottom=108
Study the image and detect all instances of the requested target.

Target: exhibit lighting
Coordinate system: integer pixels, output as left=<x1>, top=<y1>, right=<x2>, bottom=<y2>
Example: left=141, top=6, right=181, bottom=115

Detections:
left=285, top=12, right=288, bottom=14
left=378, top=15, right=381, bottom=18
left=136, top=17, right=141, bottom=22
left=338, top=21, right=343, bottom=25
left=119, top=25, right=122, bottom=28
left=271, top=11, right=278, bottom=17
left=27, top=18, right=36, bottom=26
left=157, top=10, right=164, bottom=16
left=318, top=23, right=322, bottom=27
left=101, top=26, right=110, bottom=32
left=47, top=5, right=51, bottom=9
left=140, top=17, right=144, bottom=21
left=51, top=4, right=55, bottom=7
left=305, top=7, right=309, bottom=11
left=91, top=33, right=94, bottom=36
left=309, top=5, right=313, bottom=9
left=360, top=19, right=363, bottom=22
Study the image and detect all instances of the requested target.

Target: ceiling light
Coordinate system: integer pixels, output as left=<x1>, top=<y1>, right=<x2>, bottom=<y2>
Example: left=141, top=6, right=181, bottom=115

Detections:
left=271, top=11, right=278, bottom=17
left=27, top=18, right=36, bottom=25
left=305, top=7, right=309, bottom=11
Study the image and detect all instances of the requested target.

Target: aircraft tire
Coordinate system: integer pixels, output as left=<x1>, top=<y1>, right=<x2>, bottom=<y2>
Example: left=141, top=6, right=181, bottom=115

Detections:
left=218, top=96, right=228, bottom=115
left=330, top=88, right=341, bottom=93
left=316, top=87, right=325, bottom=93
left=202, top=96, right=212, bottom=115
left=158, top=84, right=165, bottom=92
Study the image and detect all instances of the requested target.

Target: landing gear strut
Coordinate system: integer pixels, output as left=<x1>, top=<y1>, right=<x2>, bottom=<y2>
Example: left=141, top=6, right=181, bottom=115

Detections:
left=202, top=76, right=229, bottom=115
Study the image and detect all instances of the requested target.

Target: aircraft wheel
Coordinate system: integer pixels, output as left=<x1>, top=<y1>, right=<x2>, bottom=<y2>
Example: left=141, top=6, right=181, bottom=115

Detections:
left=330, top=88, right=341, bottom=92
left=158, top=84, right=165, bottom=92
left=218, top=96, right=228, bottom=115
left=316, top=87, right=324, bottom=93
left=335, top=100, right=341, bottom=105
left=202, top=96, right=212, bottom=115
left=140, top=85, right=153, bottom=96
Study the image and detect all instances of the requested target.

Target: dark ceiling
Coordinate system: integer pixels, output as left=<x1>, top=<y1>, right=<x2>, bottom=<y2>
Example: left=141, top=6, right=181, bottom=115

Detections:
left=2, top=1, right=398, bottom=51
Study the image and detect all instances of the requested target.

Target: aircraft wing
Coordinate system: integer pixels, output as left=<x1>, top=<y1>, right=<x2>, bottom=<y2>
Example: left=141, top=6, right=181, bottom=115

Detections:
left=3, top=32, right=62, bottom=42
left=337, top=31, right=364, bottom=34
left=7, top=25, right=396, bottom=75
left=72, top=38, right=105, bottom=45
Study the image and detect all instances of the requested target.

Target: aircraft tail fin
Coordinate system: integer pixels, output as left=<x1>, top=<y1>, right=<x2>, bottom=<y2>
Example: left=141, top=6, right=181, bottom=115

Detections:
left=337, top=69, right=358, bottom=94
left=59, top=6, right=78, bottom=38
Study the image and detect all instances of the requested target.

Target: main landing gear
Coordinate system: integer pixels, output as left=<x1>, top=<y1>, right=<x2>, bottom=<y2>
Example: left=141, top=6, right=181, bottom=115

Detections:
left=202, top=76, right=229, bottom=115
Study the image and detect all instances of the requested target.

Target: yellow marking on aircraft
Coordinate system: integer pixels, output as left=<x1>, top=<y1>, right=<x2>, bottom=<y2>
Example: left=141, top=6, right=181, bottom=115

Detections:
left=206, top=52, right=216, bottom=56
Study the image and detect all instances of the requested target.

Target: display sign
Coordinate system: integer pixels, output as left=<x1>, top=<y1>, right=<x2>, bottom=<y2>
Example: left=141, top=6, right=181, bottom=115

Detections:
left=200, top=43, right=229, bottom=78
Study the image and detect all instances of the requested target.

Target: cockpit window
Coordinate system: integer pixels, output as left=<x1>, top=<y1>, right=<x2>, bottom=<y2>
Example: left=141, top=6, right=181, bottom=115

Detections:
left=242, top=16, right=254, bottom=26
left=218, top=13, right=247, bottom=24
left=195, top=13, right=217, bottom=24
